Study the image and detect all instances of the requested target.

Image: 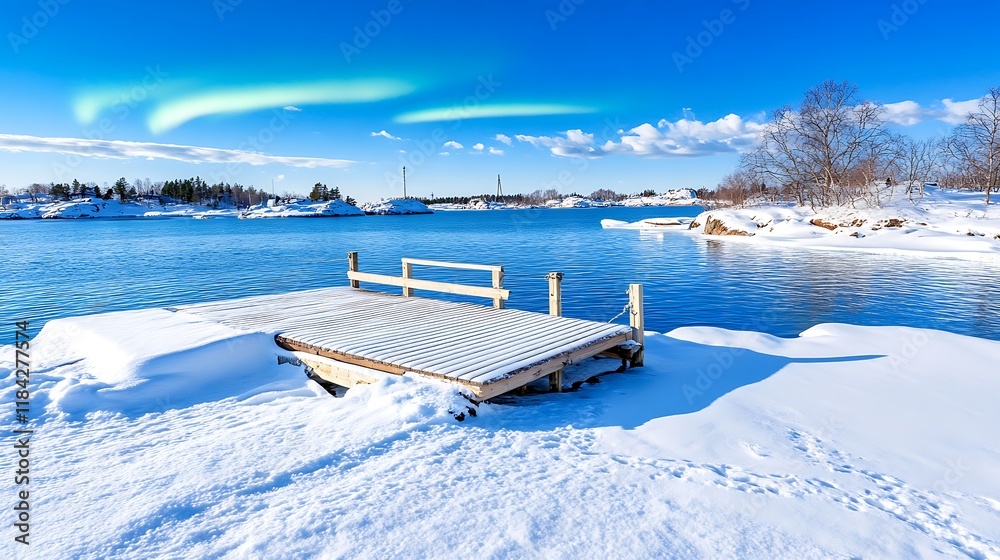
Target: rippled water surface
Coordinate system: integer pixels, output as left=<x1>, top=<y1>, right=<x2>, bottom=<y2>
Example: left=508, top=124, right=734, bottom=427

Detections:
left=3, top=207, right=999, bottom=341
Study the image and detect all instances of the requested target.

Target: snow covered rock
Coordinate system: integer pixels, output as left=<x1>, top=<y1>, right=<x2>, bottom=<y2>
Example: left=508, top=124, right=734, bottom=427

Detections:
left=240, top=199, right=365, bottom=219
left=361, top=198, right=433, bottom=215
left=41, top=199, right=156, bottom=219
left=702, top=213, right=756, bottom=236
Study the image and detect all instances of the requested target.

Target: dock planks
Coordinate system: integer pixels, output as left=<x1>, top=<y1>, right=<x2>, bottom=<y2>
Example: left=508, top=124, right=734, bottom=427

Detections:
left=173, top=286, right=635, bottom=399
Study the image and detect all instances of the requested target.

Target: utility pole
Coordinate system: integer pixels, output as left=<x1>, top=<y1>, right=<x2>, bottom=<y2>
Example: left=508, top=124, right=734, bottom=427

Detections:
left=402, top=166, right=407, bottom=199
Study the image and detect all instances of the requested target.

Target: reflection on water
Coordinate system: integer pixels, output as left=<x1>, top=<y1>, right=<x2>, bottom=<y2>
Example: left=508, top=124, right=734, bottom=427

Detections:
left=2, top=206, right=999, bottom=342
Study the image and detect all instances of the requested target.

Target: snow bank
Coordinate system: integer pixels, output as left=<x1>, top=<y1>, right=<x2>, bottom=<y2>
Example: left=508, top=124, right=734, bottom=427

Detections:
left=610, top=187, right=1000, bottom=262
left=240, top=199, right=364, bottom=219
left=27, top=309, right=307, bottom=418
left=2, top=308, right=998, bottom=558
left=601, top=217, right=691, bottom=230
left=361, top=198, right=433, bottom=215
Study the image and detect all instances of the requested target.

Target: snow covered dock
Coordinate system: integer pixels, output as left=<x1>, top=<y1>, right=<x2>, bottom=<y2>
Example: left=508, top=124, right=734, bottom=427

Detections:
left=173, top=256, right=643, bottom=399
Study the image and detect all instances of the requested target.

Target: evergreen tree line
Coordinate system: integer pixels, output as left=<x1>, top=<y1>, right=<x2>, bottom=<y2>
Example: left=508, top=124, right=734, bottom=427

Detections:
left=2, top=177, right=360, bottom=208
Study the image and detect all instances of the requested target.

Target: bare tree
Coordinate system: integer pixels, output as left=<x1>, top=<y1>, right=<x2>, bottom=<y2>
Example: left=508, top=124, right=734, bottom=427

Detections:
left=894, top=137, right=942, bottom=200
left=27, top=183, right=49, bottom=202
left=744, top=81, right=894, bottom=208
left=716, top=169, right=756, bottom=207
left=946, top=87, right=1000, bottom=204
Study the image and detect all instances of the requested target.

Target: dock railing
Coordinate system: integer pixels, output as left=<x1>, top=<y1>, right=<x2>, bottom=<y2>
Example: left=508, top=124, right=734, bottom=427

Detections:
left=347, top=252, right=509, bottom=308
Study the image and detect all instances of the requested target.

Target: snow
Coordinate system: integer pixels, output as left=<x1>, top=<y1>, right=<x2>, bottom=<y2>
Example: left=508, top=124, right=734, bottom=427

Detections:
left=360, top=198, right=433, bottom=215
left=3, top=304, right=999, bottom=558
left=622, top=189, right=702, bottom=207
left=1, top=198, right=242, bottom=220
left=32, top=309, right=307, bottom=419
left=607, top=186, right=1000, bottom=263
left=601, top=217, right=692, bottom=229
left=239, top=199, right=364, bottom=219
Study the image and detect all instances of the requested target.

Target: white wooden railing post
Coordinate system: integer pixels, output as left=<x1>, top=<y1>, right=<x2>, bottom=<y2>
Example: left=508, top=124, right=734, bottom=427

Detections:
left=546, top=271, right=564, bottom=391
left=492, top=267, right=505, bottom=309
left=628, top=283, right=644, bottom=367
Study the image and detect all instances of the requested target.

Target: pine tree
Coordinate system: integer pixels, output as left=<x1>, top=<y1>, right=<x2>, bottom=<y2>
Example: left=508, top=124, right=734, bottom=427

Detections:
left=113, top=177, right=129, bottom=202
left=330, top=186, right=342, bottom=200
left=309, top=182, right=323, bottom=202
left=345, top=195, right=357, bottom=206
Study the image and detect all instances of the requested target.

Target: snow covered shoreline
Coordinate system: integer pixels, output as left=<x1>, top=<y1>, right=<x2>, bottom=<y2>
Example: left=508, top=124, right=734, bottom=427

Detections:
left=605, top=186, right=1000, bottom=263
left=2, top=306, right=998, bottom=558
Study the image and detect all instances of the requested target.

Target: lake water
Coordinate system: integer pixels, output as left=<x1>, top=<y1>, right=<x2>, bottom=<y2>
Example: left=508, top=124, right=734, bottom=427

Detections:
left=3, top=207, right=999, bottom=343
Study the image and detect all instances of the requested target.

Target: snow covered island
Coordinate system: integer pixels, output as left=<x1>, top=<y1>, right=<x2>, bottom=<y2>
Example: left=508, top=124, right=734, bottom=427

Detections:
left=605, top=185, right=1000, bottom=263
left=0, top=198, right=242, bottom=219
left=239, top=198, right=365, bottom=219
left=2, top=306, right=998, bottom=557
left=361, top=198, right=433, bottom=215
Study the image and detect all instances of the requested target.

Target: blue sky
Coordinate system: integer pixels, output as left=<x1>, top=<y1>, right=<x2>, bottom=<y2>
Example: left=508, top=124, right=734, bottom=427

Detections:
left=1, top=0, right=999, bottom=200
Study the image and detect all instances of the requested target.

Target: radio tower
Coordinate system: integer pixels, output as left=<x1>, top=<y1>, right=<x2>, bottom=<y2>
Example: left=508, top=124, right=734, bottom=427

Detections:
left=496, top=174, right=503, bottom=202
left=402, top=166, right=407, bottom=199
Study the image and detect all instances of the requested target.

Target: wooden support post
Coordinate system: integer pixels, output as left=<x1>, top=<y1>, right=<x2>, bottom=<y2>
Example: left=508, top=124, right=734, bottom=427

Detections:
left=628, top=283, right=644, bottom=367
left=492, top=267, right=505, bottom=309
left=549, top=368, right=563, bottom=393
left=402, top=261, right=414, bottom=297
left=546, top=271, right=564, bottom=392
left=348, top=252, right=359, bottom=289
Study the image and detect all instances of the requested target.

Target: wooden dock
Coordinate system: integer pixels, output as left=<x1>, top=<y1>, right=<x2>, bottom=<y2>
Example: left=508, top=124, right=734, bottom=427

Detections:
left=173, top=254, right=643, bottom=400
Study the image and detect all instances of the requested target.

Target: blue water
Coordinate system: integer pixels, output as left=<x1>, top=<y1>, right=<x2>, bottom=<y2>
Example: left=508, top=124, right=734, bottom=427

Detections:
left=3, top=207, right=999, bottom=342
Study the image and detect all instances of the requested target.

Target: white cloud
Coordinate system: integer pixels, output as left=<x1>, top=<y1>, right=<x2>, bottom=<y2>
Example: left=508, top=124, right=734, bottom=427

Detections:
left=283, top=105, right=302, bottom=112
left=494, top=133, right=512, bottom=145
left=439, top=151, right=450, bottom=156
left=939, top=98, right=982, bottom=124
left=882, top=100, right=925, bottom=126
left=275, top=174, right=285, bottom=181
left=395, top=103, right=596, bottom=124
left=488, top=147, right=504, bottom=155
left=472, top=143, right=485, bottom=151
left=515, top=129, right=597, bottom=158
left=0, top=134, right=355, bottom=168
left=603, top=114, right=763, bottom=157
left=443, top=140, right=463, bottom=149
left=875, top=97, right=985, bottom=127
left=371, top=130, right=403, bottom=141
